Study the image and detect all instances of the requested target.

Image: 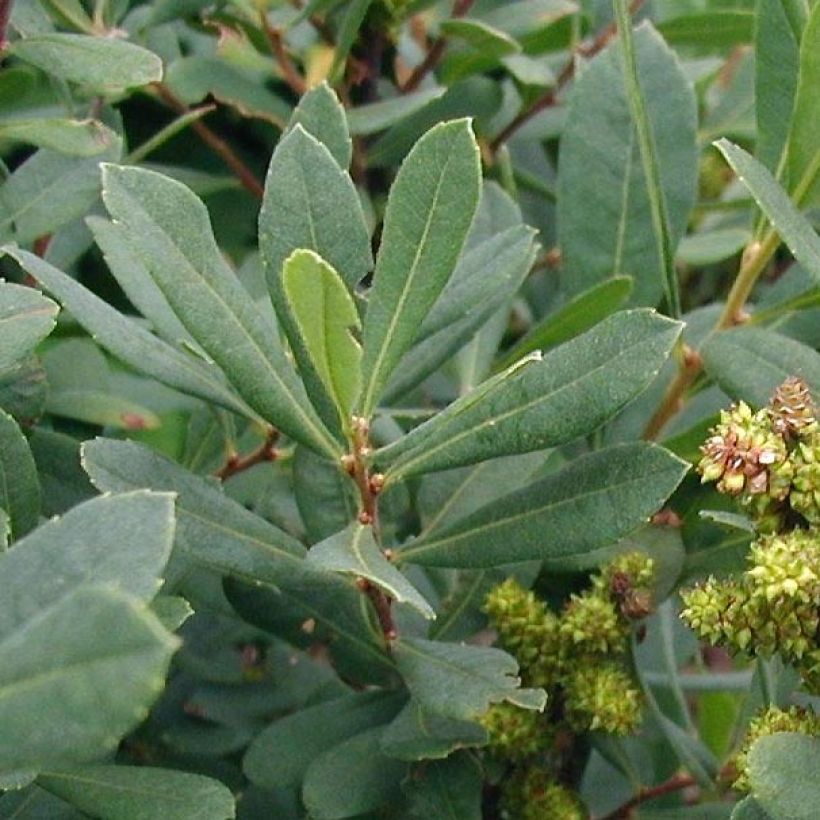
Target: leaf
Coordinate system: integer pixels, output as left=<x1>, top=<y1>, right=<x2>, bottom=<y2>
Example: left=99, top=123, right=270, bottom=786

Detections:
left=358, top=119, right=481, bottom=416
left=346, top=88, right=446, bottom=136
left=0, top=490, right=175, bottom=637
left=302, top=727, right=408, bottom=820
left=701, top=326, right=820, bottom=407
left=393, top=637, right=546, bottom=720
left=0, top=118, right=118, bottom=157
left=557, top=23, right=697, bottom=306
left=399, top=442, right=688, bottom=568
left=329, top=0, right=373, bottom=83
left=715, top=140, right=820, bottom=281
left=259, top=125, right=372, bottom=290
left=677, top=228, right=750, bottom=267
left=657, top=11, right=754, bottom=47
left=0, top=586, right=178, bottom=774
left=384, top=224, right=537, bottom=403
left=786, top=2, right=820, bottom=205
left=494, top=276, right=633, bottom=371
left=0, top=408, right=39, bottom=539
left=100, top=164, right=337, bottom=456
left=284, top=83, right=351, bottom=169
left=0, top=282, right=58, bottom=371
left=0, top=354, right=47, bottom=424
left=307, top=523, right=434, bottom=619
left=0, top=509, right=8, bottom=551
left=376, top=310, right=682, bottom=481
left=150, top=595, right=193, bottom=632
left=38, top=766, right=235, bottom=820
left=8, top=33, right=162, bottom=91
left=746, top=733, right=820, bottom=819
left=3, top=248, right=253, bottom=419
left=380, top=700, right=487, bottom=761
left=282, top=250, right=362, bottom=425
left=243, top=691, right=404, bottom=789
left=403, top=752, right=483, bottom=819
left=440, top=19, right=521, bottom=83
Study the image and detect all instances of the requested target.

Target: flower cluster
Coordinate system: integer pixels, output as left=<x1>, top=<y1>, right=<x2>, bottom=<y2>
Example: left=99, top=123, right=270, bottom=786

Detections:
left=684, top=378, right=820, bottom=694
left=499, top=765, right=586, bottom=820
left=731, top=705, right=820, bottom=791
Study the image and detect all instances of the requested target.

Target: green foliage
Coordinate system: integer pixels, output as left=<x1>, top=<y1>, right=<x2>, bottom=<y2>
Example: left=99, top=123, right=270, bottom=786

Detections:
left=0, top=0, right=819, bottom=815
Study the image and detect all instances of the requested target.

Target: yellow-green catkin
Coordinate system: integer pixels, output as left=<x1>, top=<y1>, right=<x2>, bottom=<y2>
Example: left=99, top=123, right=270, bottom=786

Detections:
left=562, top=662, right=642, bottom=736
left=500, top=765, right=587, bottom=820
left=480, top=703, right=550, bottom=761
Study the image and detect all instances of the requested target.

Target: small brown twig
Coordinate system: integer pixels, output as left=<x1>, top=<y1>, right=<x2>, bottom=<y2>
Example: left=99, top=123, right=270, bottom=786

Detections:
left=489, top=0, right=646, bottom=151
left=399, top=0, right=476, bottom=93
left=259, top=11, right=307, bottom=96
left=214, top=428, right=280, bottom=481
left=595, top=773, right=697, bottom=820
left=0, top=0, right=14, bottom=51
left=153, top=84, right=265, bottom=200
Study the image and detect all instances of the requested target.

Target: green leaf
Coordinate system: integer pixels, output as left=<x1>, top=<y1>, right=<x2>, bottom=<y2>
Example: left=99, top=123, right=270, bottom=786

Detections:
left=701, top=326, right=820, bottom=407
left=440, top=19, right=521, bottom=83
left=358, top=119, right=481, bottom=416
left=786, top=2, right=820, bottom=205
left=732, top=797, right=774, bottom=819
left=3, top=248, right=253, bottom=419
left=0, top=586, right=178, bottom=774
left=150, top=595, right=193, bottom=632
left=8, top=33, right=162, bottom=91
left=380, top=700, right=487, bottom=761
left=399, top=442, right=688, bottom=568
left=38, top=766, right=235, bottom=820
left=0, top=282, right=57, bottom=373
left=0, top=490, right=175, bottom=637
left=715, top=140, right=820, bottom=280
left=346, top=88, right=446, bottom=136
left=746, top=733, right=820, bottom=819
left=307, top=523, right=434, bottom=619
left=282, top=250, right=362, bottom=425
left=393, top=637, right=546, bottom=720
left=100, top=164, right=337, bottom=456
left=302, top=727, right=408, bottom=820
left=0, top=118, right=118, bottom=157
left=284, top=83, right=351, bottom=169
left=0, top=354, right=47, bottom=424
left=403, top=752, right=483, bottom=819
left=0, top=509, right=8, bottom=551
left=755, top=0, right=801, bottom=172
left=243, top=691, right=403, bottom=789
left=557, top=23, right=697, bottom=306
left=677, top=228, right=750, bottom=267
left=494, top=276, right=632, bottom=371
left=0, top=408, right=39, bottom=539
left=657, top=11, right=754, bottom=47
left=259, top=125, right=373, bottom=291
left=329, top=0, right=374, bottom=83
left=376, top=310, right=682, bottom=481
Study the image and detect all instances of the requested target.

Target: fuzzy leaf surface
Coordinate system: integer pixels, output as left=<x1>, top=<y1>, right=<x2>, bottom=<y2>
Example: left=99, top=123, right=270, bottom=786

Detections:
left=0, top=408, right=39, bottom=539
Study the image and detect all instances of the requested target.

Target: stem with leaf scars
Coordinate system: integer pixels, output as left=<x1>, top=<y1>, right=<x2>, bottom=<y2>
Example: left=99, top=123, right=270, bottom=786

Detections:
left=595, top=774, right=697, bottom=820
left=214, top=428, right=280, bottom=480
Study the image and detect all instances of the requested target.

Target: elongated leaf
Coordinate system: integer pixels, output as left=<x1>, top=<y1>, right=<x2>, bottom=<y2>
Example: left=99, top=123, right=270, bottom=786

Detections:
left=329, top=0, right=373, bottom=83
left=0, top=118, right=118, bottom=157
left=701, top=326, right=820, bottom=407
left=0, top=490, right=174, bottom=637
left=3, top=248, right=253, bottom=418
left=282, top=250, right=361, bottom=425
left=495, top=276, right=633, bottom=371
left=347, top=88, right=446, bottom=136
left=403, top=752, right=483, bottom=819
left=100, top=164, right=337, bottom=456
left=38, top=766, right=235, bottom=820
left=302, top=727, right=408, bottom=820
left=715, top=140, right=820, bottom=280
left=0, top=409, right=39, bottom=539
left=259, top=125, right=372, bottom=290
left=557, top=23, right=697, bottom=306
left=400, top=442, right=688, bottom=568
left=359, top=119, right=481, bottom=416
left=380, top=701, right=487, bottom=761
left=243, top=691, right=403, bottom=789
left=787, top=2, right=820, bottom=204
left=0, top=587, right=178, bottom=774
left=307, top=523, right=434, bottom=619
left=0, top=283, right=57, bottom=372
left=8, top=33, right=162, bottom=90
left=393, top=637, right=545, bottom=720
left=284, top=82, right=351, bottom=169
left=376, top=310, right=682, bottom=481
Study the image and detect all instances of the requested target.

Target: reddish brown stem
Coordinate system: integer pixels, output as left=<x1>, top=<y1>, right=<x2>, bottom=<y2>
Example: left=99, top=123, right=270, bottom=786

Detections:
left=260, top=12, right=307, bottom=96
left=399, top=0, right=476, bottom=93
left=153, top=85, right=265, bottom=200
left=596, top=774, right=697, bottom=820
left=0, top=0, right=13, bottom=51
left=214, top=428, right=280, bottom=481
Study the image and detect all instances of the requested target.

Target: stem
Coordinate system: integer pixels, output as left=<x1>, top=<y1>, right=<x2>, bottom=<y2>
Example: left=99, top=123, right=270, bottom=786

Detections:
left=595, top=773, right=697, bottom=820
left=260, top=12, right=307, bottom=96
left=399, top=0, right=475, bottom=93
left=0, top=0, right=13, bottom=51
left=153, top=85, right=265, bottom=200
left=758, top=657, right=776, bottom=707
left=125, top=105, right=215, bottom=164
left=214, top=428, right=280, bottom=480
